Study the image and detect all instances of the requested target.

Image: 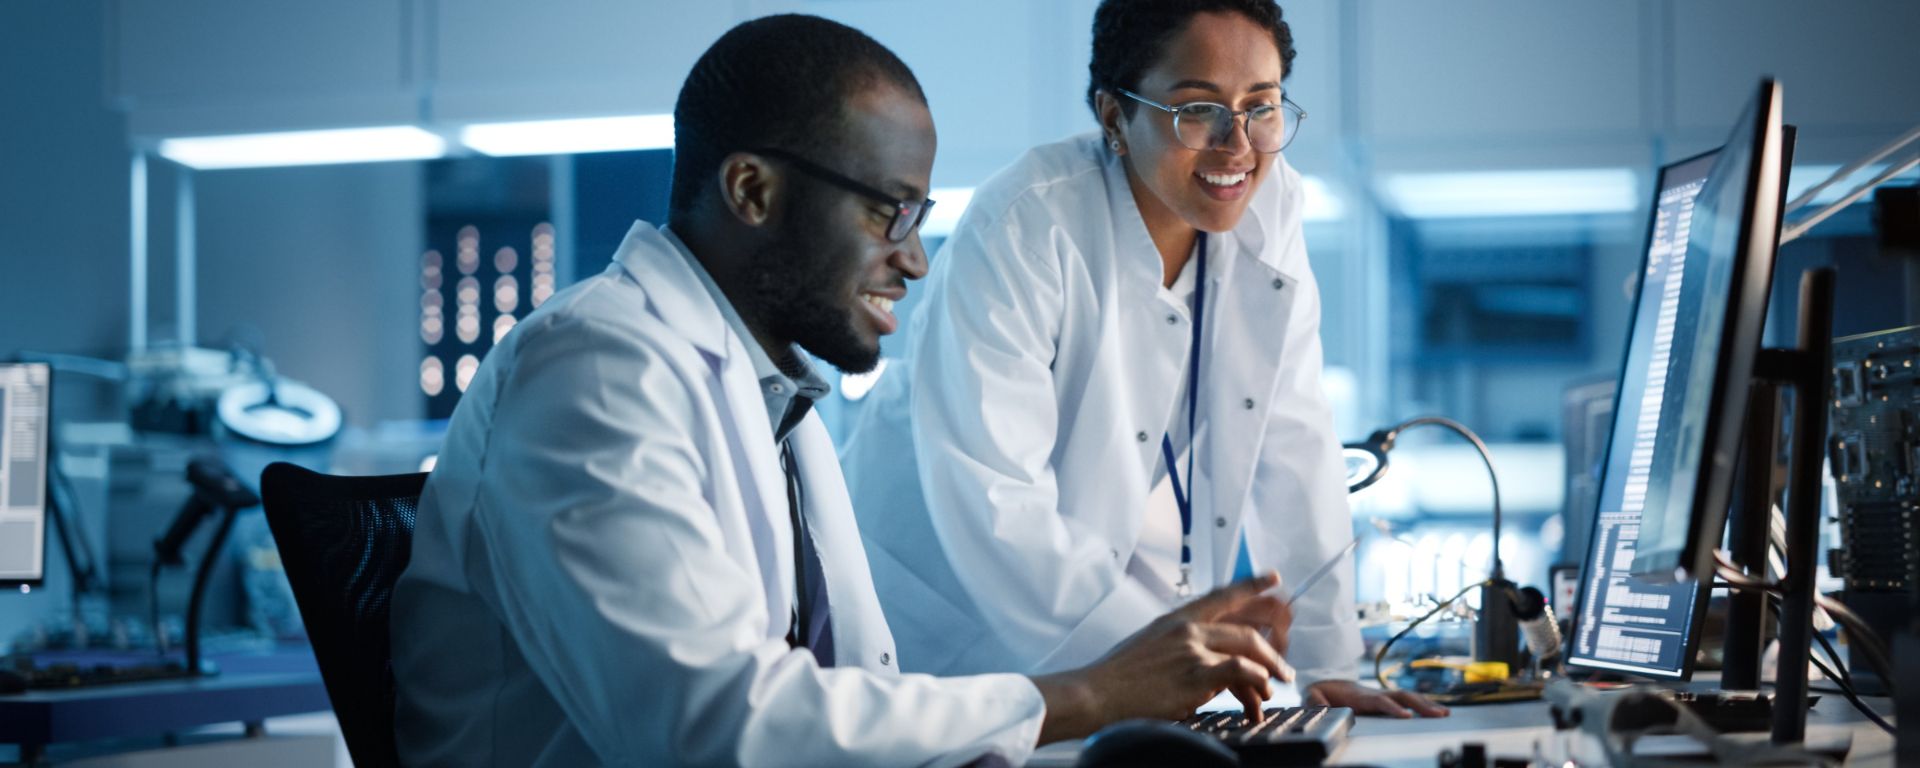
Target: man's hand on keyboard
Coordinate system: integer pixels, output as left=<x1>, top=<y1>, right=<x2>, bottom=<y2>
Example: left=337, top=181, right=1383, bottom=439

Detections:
left=1029, top=572, right=1296, bottom=743
left=1214, top=572, right=1294, bottom=657
left=1304, top=679, right=1450, bottom=719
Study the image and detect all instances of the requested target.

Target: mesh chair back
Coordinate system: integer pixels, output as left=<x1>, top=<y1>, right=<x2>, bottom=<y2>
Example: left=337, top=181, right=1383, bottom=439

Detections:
left=261, top=461, right=426, bottom=768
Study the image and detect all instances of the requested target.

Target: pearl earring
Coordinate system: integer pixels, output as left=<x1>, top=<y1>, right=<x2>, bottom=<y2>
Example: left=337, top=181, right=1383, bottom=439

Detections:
left=1109, top=139, right=1122, bottom=152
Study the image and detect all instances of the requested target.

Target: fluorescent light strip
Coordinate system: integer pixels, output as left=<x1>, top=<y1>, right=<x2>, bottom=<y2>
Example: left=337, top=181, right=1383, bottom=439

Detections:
left=158, top=126, right=447, bottom=170
left=462, top=114, right=675, bottom=157
left=1381, top=168, right=1638, bottom=219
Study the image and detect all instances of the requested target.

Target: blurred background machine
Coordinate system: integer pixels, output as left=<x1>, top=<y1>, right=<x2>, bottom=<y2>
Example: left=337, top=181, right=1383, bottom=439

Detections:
left=1829, top=324, right=1920, bottom=694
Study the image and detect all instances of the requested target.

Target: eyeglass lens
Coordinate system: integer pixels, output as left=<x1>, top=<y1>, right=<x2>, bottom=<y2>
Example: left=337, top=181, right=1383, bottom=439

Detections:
left=887, top=200, right=934, bottom=242
left=1173, top=104, right=1300, bottom=153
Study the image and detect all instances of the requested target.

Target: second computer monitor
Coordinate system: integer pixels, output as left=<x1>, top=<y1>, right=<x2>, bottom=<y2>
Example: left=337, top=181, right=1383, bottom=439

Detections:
left=1566, top=150, right=1719, bottom=678
left=0, top=362, right=53, bottom=587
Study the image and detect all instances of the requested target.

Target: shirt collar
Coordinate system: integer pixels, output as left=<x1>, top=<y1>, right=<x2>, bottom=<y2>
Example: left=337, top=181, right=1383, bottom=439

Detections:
left=659, top=227, right=832, bottom=439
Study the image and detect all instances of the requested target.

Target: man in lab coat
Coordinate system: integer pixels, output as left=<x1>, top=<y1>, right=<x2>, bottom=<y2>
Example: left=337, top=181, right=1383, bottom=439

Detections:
left=391, top=14, right=1296, bottom=767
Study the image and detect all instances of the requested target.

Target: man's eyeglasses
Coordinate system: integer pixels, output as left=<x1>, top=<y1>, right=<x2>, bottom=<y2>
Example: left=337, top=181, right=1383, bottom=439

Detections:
left=1115, top=88, right=1306, bottom=154
left=752, top=147, right=936, bottom=243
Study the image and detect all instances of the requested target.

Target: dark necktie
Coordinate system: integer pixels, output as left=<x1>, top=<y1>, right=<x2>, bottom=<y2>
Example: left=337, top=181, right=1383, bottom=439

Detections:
left=781, top=440, right=834, bottom=667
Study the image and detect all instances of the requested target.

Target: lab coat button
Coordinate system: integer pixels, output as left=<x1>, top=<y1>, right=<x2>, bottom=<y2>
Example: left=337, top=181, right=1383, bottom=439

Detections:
left=1110, top=548, right=1120, bottom=560
left=1215, top=516, right=1228, bottom=528
left=1136, top=431, right=1149, bottom=442
left=1165, top=314, right=1178, bottom=325
left=880, top=652, right=891, bottom=666
left=1243, top=398, right=1256, bottom=410
left=1271, top=278, right=1285, bottom=289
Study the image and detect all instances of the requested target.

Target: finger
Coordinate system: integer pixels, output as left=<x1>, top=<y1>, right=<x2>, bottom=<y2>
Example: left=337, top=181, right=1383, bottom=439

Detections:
left=1181, top=570, right=1281, bottom=619
left=1263, top=599, right=1294, bottom=658
left=1216, top=658, right=1272, bottom=722
left=1233, top=682, right=1267, bottom=723
left=1221, top=595, right=1293, bottom=649
left=1395, top=690, right=1450, bottom=718
left=1198, top=623, right=1290, bottom=683
left=1366, top=694, right=1414, bottom=719
left=1224, top=594, right=1289, bottom=626
left=1305, top=687, right=1330, bottom=707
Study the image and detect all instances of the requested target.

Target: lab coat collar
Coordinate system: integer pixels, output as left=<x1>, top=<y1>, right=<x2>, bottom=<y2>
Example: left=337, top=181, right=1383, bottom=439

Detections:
left=611, top=221, right=734, bottom=360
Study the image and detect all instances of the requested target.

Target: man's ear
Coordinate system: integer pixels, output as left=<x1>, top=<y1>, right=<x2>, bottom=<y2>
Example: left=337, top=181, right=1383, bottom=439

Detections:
left=716, top=151, right=780, bottom=229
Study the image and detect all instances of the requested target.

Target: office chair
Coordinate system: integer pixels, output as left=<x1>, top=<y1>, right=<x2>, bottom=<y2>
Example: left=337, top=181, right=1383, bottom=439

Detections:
left=260, top=462, right=426, bottom=768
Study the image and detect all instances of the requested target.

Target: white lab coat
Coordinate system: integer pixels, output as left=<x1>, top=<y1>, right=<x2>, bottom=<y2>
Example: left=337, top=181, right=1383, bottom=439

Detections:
left=841, top=133, right=1363, bottom=687
left=391, top=222, right=1044, bottom=767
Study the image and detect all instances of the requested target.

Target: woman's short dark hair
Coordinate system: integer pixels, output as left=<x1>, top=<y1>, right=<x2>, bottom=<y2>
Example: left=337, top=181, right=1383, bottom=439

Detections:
left=1086, top=0, right=1296, bottom=120
left=669, top=14, right=925, bottom=222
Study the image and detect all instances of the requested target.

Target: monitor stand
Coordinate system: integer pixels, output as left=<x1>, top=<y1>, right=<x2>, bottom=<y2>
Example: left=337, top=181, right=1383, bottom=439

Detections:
left=1717, top=267, right=1836, bottom=746
left=1898, top=621, right=1920, bottom=764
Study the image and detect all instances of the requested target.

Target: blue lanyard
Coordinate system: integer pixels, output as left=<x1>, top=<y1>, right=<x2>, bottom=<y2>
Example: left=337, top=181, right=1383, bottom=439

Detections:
left=1160, top=233, right=1205, bottom=598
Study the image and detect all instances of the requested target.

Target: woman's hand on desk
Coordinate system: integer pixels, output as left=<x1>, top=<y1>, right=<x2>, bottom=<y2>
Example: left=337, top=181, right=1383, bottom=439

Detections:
left=1305, top=679, right=1450, bottom=719
left=1031, top=572, right=1295, bottom=743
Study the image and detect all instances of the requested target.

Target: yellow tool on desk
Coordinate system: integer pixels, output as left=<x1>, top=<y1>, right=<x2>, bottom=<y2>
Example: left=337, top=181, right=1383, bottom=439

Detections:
left=1406, top=658, right=1546, bottom=705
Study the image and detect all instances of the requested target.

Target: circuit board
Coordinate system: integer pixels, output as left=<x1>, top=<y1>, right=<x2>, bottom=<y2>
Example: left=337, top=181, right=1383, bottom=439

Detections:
left=1831, top=325, right=1920, bottom=592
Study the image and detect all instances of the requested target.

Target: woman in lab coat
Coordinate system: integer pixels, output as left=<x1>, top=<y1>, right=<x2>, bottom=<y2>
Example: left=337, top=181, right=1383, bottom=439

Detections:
left=841, top=0, right=1446, bottom=717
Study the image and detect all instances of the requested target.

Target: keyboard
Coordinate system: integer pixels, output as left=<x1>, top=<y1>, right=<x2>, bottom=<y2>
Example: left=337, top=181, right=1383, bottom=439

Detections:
left=1, top=654, right=194, bottom=694
left=1179, top=705, right=1354, bottom=766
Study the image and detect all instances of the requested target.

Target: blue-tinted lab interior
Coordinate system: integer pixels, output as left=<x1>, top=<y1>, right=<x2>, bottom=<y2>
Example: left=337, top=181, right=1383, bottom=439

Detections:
left=3, top=1, right=1918, bottom=765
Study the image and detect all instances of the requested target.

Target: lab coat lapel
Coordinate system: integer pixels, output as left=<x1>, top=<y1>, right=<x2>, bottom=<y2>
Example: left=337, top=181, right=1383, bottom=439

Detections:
left=1202, top=214, right=1299, bottom=585
left=787, top=416, right=898, bottom=674
left=614, top=223, right=797, bottom=640
left=1104, top=154, right=1196, bottom=500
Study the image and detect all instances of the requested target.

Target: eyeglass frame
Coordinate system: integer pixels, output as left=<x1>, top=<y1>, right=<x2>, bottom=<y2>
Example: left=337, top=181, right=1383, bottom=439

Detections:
left=1113, top=88, right=1306, bottom=154
left=750, top=147, right=936, bottom=243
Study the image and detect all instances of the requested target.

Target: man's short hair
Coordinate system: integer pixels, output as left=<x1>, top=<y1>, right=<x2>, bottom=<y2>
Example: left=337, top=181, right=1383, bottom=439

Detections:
left=669, top=14, right=927, bottom=223
left=1086, top=0, right=1297, bottom=120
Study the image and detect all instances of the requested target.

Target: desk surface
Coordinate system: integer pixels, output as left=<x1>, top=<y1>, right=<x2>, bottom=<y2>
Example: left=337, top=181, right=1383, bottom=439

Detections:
left=1031, top=691, right=1897, bottom=766
left=0, top=649, right=330, bottom=751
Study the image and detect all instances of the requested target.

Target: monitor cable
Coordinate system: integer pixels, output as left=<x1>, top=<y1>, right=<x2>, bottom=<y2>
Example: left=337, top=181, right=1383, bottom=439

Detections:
left=1714, top=550, right=1894, bottom=692
left=1805, top=611, right=1894, bottom=735
left=1713, top=550, right=1896, bottom=734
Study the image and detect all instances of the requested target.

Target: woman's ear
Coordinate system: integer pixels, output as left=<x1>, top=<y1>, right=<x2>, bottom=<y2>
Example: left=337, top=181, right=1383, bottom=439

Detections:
left=1095, top=90, right=1127, bottom=155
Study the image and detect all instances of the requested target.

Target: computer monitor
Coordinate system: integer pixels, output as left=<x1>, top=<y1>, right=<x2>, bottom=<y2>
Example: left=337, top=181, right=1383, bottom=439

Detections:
left=0, top=362, right=53, bottom=587
left=1566, top=150, right=1721, bottom=678
left=1627, top=79, right=1786, bottom=583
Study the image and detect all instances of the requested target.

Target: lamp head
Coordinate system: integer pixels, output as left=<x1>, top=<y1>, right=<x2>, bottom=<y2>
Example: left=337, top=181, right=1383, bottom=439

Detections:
left=1342, top=428, right=1394, bottom=493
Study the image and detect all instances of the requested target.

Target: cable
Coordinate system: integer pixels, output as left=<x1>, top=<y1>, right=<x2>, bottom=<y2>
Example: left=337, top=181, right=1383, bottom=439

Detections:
left=1812, top=593, right=1893, bottom=691
left=1713, top=551, right=1779, bottom=592
left=1805, top=646, right=1894, bottom=734
left=1810, top=624, right=1855, bottom=690
left=1373, top=579, right=1490, bottom=690
left=1716, top=553, right=1898, bottom=698
left=1810, top=628, right=1892, bottom=734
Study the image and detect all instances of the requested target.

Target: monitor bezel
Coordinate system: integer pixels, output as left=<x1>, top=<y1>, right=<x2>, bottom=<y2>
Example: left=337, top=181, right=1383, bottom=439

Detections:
left=0, top=361, right=53, bottom=589
left=1630, top=78, right=1785, bottom=582
left=1563, top=148, right=1721, bottom=680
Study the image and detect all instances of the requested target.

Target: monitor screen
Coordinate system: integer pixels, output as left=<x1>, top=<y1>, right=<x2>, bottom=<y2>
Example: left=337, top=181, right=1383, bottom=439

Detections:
left=1567, top=151, right=1718, bottom=678
left=0, top=362, right=52, bottom=586
left=1629, top=79, right=1785, bottom=581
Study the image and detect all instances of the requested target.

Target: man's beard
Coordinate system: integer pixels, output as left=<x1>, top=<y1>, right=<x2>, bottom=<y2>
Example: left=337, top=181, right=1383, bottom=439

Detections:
left=742, top=196, right=882, bottom=374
